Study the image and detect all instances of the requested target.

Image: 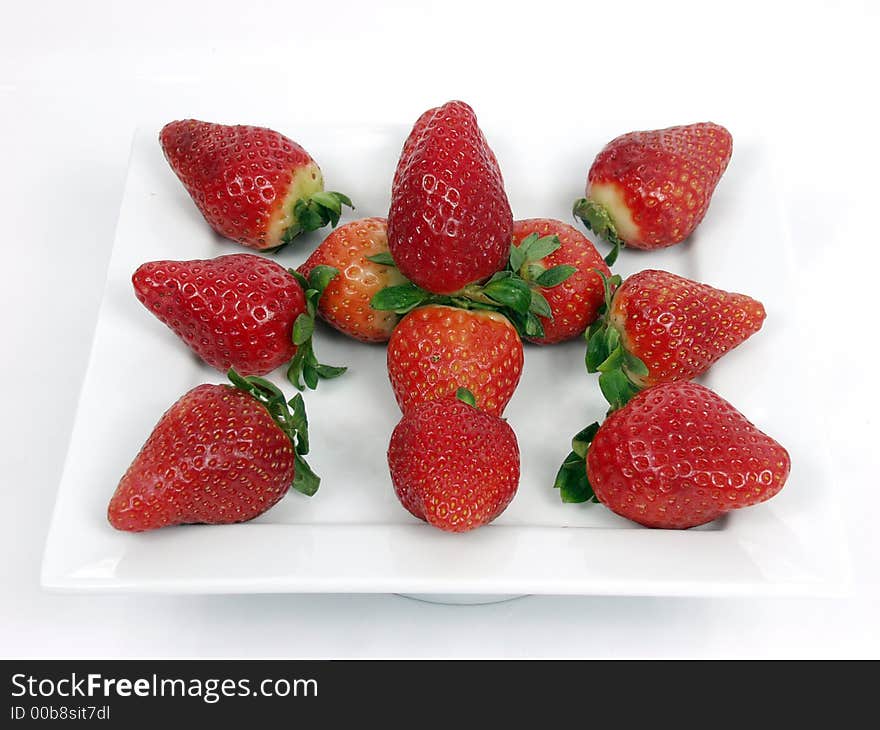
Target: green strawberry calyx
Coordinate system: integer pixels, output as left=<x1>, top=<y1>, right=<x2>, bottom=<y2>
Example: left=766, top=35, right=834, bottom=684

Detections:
left=584, top=271, right=648, bottom=413
left=573, top=197, right=623, bottom=267
left=227, top=369, right=320, bottom=496
left=286, top=265, right=348, bottom=391
left=553, top=423, right=601, bottom=504
left=491, top=233, right=577, bottom=339
left=282, top=191, right=355, bottom=244
left=366, top=234, right=576, bottom=340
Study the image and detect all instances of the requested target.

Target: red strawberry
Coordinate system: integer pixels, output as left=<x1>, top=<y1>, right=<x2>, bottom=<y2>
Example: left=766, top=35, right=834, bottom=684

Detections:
left=586, top=269, right=765, bottom=410
left=388, top=101, right=512, bottom=294
left=388, top=393, right=520, bottom=532
left=297, top=217, right=406, bottom=343
left=160, top=119, right=352, bottom=250
left=108, top=372, right=318, bottom=532
left=511, top=219, right=610, bottom=344
left=133, top=253, right=345, bottom=390
left=556, top=382, right=790, bottom=529
left=574, top=122, right=732, bottom=263
left=387, top=305, right=523, bottom=417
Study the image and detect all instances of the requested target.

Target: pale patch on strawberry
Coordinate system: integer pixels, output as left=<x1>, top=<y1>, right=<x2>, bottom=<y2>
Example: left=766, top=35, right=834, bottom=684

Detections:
left=585, top=181, right=640, bottom=244
left=329, top=223, right=406, bottom=338
left=299, top=218, right=406, bottom=342
left=264, top=162, right=324, bottom=249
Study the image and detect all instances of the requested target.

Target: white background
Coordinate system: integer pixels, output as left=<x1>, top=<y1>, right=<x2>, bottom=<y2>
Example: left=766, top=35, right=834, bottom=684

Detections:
left=2, top=0, right=878, bottom=657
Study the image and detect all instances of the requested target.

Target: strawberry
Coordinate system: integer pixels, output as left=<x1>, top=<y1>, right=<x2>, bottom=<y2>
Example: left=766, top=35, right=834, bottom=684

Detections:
left=388, top=101, right=513, bottom=294
left=133, top=253, right=345, bottom=390
left=573, top=122, right=732, bottom=263
left=555, top=382, right=790, bottom=529
left=160, top=119, right=352, bottom=250
left=297, top=217, right=407, bottom=342
left=108, top=371, right=319, bottom=532
left=386, top=305, right=523, bottom=417
left=585, top=269, right=765, bottom=410
left=511, top=219, right=610, bottom=344
left=388, top=390, right=520, bottom=532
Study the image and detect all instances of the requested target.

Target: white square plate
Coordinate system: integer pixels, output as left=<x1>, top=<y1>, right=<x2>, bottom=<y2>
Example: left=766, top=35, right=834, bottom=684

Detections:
left=42, top=121, right=849, bottom=597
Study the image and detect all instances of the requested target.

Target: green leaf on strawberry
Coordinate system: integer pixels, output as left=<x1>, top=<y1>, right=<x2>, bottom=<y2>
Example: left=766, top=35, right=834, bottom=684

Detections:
left=365, top=251, right=397, bottom=267
left=370, top=282, right=432, bottom=314
left=529, top=290, right=553, bottom=319
left=455, top=387, right=477, bottom=407
left=226, top=369, right=319, bottom=496
left=573, top=197, right=624, bottom=266
left=535, top=264, right=578, bottom=288
left=598, top=369, right=641, bottom=413
left=521, top=233, right=562, bottom=263
left=502, top=233, right=577, bottom=336
left=585, top=321, right=609, bottom=372
left=508, top=242, right=527, bottom=274
left=553, top=423, right=600, bottom=503
left=481, top=277, right=533, bottom=315
left=285, top=266, right=348, bottom=391
left=284, top=191, right=354, bottom=243
left=369, top=231, right=576, bottom=340
left=292, top=314, right=314, bottom=345
left=292, top=453, right=320, bottom=497
left=582, top=269, right=647, bottom=412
